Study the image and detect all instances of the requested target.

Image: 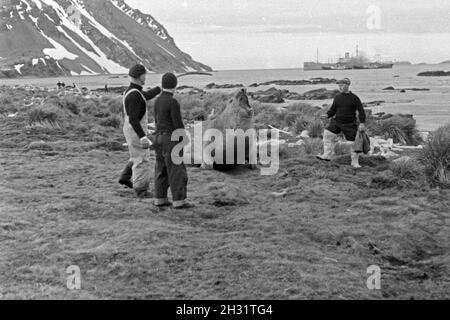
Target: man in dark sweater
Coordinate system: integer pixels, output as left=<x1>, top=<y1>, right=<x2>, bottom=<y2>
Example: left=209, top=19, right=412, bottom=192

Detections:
left=153, top=73, right=194, bottom=209
left=317, top=78, right=366, bottom=168
left=118, top=64, right=161, bottom=198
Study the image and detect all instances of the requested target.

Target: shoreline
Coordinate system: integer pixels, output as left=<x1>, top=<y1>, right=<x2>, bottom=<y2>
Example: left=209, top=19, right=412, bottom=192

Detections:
left=1, top=62, right=450, bottom=81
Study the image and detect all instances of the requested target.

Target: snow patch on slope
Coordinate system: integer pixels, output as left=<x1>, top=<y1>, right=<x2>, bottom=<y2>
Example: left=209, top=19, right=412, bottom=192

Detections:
left=55, top=24, right=126, bottom=74
left=70, top=63, right=97, bottom=76
left=42, top=35, right=79, bottom=60
left=182, top=62, right=196, bottom=72
left=28, top=13, right=78, bottom=61
left=157, top=44, right=176, bottom=58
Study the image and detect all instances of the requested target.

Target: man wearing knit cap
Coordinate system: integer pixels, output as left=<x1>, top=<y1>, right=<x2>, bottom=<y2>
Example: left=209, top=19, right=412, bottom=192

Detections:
left=316, top=78, right=366, bottom=168
left=153, top=72, right=194, bottom=209
left=119, top=63, right=161, bottom=198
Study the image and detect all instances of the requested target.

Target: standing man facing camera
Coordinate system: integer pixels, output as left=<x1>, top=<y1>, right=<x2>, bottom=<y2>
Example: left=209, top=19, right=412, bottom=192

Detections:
left=119, top=64, right=161, bottom=198
left=317, top=78, right=366, bottom=168
left=153, top=73, right=194, bottom=209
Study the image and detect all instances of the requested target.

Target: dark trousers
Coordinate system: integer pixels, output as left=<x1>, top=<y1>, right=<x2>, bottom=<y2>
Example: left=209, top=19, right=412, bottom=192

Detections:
left=154, top=133, right=188, bottom=203
left=327, top=118, right=358, bottom=141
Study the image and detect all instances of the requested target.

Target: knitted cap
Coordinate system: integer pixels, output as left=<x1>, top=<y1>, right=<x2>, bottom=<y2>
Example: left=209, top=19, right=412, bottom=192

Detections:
left=337, top=77, right=351, bottom=85
left=128, top=64, right=146, bottom=78
left=161, top=72, right=178, bottom=89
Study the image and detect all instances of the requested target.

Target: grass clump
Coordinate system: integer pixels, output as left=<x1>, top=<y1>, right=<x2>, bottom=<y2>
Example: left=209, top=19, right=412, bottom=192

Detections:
left=420, top=124, right=450, bottom=188
left=99, top=115, right=122, bottom=129
left=27, top=105, right=61, bottom=127
left=370, top=158, right=426, bottom=189
left=306, top=118, right=324, bottom=138
left=368, top=115, right=423, bottom=146
left=391, top=158, right=424, bottom=181
left=58, top=96, right=81, bottom=115
left=176, top=92, right=230, bottom=121
left=301, top=138, right=323, bottom=155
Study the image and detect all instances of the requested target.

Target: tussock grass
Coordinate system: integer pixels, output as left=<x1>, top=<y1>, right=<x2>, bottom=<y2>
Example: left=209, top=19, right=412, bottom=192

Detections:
left=391, top=158, right=424, bottom=181
left=369, top=158, right=426, bottom=189
left=293, top=117, right=308, bottom=134
left=81, top=100, right=99, bottom=116
left=301, top=138, right=323, bottom=155
left=176, top=92, right=230, bottom=121
left=420, top=124, right=450, bottom=187
left=0, top=87, right=126, bottom=152
left=368, top=115, right=423, bottom=146
left=58, top=96, right=81, bottom=115
left=27, top=105, right=61, bottom=127
left=287, top=102, right=323, bottom=117
left=306, top=119, right=324, bottom=138
left=99, top=115, right=122, bottom=129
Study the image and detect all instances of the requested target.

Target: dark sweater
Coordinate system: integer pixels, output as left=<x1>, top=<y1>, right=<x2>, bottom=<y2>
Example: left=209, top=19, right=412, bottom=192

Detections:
left=327, top=91, right=366, bottom=124
left=154, top=91, right=185, bottom=133
left=124, top=83, right=161, bottom=138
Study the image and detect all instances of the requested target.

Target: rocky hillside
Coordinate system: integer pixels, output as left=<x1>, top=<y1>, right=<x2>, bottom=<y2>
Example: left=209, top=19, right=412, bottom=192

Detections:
left=0, top=0, right=212, bottom=78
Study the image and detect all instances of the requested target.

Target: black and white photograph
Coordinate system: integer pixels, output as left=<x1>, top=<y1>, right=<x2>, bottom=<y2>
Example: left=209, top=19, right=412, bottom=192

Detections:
left=0, top=0, right=449, bottom=305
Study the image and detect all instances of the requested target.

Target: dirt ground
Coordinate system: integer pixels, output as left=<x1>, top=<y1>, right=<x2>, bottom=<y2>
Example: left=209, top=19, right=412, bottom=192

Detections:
left=0, top=140, right=448, bottom=299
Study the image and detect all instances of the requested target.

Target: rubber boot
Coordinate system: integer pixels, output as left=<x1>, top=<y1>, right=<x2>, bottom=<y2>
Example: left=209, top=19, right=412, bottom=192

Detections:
left=316, top=129, right=337, bottom=161
left=351, top=151, right=362, bottom=168
left=118, top=161, right=133, bottom=189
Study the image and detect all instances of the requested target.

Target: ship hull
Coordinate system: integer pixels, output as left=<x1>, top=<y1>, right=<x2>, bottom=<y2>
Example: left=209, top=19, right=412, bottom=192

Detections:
left=304, top=62, right=394, bottom=71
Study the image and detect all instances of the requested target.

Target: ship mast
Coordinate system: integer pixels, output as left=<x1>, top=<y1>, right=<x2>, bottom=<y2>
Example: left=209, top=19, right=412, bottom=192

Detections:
left=316, top=48, right=319, bottom=63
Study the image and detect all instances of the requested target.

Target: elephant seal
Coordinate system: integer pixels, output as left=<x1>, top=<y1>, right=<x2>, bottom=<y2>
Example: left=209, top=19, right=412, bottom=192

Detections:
left=187, top=89, right=256, bottom=170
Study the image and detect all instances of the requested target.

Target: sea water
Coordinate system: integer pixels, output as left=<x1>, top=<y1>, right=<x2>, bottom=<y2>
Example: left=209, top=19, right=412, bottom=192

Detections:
left=1, top=64, right=449, bottom=131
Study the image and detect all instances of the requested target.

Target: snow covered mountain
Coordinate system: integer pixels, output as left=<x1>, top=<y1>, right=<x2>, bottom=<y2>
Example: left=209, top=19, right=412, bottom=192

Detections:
left=0, top=0, right=212, bottom=78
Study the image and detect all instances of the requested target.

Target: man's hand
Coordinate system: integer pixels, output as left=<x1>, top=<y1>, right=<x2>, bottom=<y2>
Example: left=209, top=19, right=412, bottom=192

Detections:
left=358, top=123, right=366, bottom=132
left=140, top=136, right=152, bottom=149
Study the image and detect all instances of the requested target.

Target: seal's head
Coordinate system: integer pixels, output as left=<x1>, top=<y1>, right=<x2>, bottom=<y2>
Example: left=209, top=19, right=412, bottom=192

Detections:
left=231, top=88, right=253, bottom=117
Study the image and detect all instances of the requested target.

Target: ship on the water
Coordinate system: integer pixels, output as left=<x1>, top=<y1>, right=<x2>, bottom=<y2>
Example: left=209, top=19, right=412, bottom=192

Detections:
left=304, top=48, right=394, bottom=71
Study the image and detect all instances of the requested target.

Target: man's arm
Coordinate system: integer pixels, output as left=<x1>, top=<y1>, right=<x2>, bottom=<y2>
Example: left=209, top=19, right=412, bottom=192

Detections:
left=125, top=92, right=147, bottom=138
left=327, top=98, right=337, bottom=118
left=355, top=96, right=366, bottom=123
left=170, top=100, right=185, bottom=130
left=142, top=87, right=161, bottom=100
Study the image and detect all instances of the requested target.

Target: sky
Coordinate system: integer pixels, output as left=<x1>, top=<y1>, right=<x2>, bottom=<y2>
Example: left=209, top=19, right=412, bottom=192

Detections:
left=127, top=0, right=450, bottom=70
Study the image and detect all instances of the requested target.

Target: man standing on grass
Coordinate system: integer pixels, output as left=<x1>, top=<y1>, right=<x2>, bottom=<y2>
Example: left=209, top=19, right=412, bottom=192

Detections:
left=118, top=64, right=161, bottom=198
left=153, top=72, right=194, bottom=209
left=316, top=78, right=366, bottom=168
